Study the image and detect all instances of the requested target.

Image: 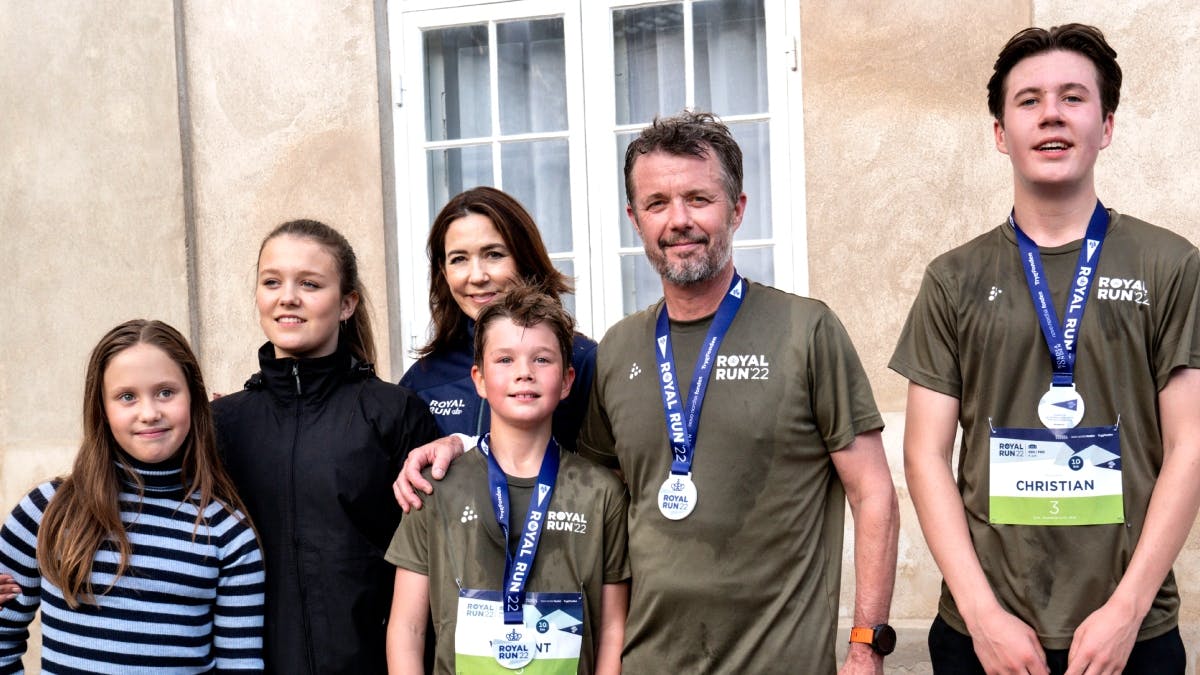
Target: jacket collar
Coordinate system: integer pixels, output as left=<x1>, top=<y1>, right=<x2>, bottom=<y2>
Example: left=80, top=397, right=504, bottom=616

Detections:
left=245, top=338, right=373, bottom=403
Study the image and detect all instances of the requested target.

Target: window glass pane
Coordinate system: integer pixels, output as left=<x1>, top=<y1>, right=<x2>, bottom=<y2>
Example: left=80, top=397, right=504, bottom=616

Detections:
left=613, top=4, right=684, bottom=125
left=553, top=259, right=577, bottom=316
left=733, top=246, right=774, bottom=286
left=615, top=131, right=639, bottom=247
left=424, top=25, right=490, bottom=141
left=693, top=0, right=767, bottom=115
left=728, top=121, right=771, bottom=240
left=498, top=18, right=567, bottom=135
left=621, top=253, right=664, bottom=314
left=427, top=145, right=494, bottom=223
left=501, top=139, right=572, bottom=252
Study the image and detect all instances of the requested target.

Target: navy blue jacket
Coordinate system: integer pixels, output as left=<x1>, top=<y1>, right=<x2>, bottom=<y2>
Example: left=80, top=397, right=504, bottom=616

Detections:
left=400, top=324, right=597, bottom=451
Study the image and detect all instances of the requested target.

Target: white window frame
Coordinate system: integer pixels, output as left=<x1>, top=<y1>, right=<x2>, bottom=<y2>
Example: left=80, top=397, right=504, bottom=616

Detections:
left=387, top=0, right=806, bottom=371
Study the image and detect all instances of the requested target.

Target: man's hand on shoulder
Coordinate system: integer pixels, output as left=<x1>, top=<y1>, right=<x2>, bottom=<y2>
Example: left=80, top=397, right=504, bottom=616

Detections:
left=393, top=434, right=466, bottom=512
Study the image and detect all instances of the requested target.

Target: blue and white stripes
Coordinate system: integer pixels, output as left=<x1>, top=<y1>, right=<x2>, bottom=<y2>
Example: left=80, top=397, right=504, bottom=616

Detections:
left=0, top=465, right=264, bottom=674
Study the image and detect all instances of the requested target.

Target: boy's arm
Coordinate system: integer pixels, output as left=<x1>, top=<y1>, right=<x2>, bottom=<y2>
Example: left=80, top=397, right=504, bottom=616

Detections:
left=594, top=581, right=628, bottom=675
left=904, top=383, right=1048, bottom=675
left=387, top=568, right=431, bottom=675
left=1065, top=367, right=1200, bottom=675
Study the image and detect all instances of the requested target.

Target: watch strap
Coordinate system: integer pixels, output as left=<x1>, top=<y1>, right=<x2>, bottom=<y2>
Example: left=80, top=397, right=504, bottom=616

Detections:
left=848, top=626, right=875, bottom=645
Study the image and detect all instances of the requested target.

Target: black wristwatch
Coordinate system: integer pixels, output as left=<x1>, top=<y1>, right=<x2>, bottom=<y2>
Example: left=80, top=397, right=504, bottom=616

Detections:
left=849, top=623, right=896, bottom=656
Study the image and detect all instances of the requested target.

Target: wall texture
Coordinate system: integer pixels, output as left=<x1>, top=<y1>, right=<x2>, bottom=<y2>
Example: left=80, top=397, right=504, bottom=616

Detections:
left=3, top=2, right=1200, bottom=673
left=1, top=2, right=189, bottom=515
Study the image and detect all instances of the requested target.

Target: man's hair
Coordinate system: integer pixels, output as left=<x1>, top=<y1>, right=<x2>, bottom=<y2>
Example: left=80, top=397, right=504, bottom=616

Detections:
left=987, top=23, right=1121, bottom=123
left=623, top=109, right=743, bottom=205
left=474, top=283, right=575, bottom=371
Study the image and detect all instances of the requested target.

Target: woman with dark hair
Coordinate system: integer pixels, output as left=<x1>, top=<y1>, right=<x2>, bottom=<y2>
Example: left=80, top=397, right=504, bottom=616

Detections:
left=213, top=220, right=439, bottom=674
left=400, top=187, right=596, bottom=451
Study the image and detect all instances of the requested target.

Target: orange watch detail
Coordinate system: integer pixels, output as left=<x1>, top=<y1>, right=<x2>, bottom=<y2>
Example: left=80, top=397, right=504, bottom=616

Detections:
left=849, top=626, right=874, bottom=645
left=848, top=623, right=897, bottom=655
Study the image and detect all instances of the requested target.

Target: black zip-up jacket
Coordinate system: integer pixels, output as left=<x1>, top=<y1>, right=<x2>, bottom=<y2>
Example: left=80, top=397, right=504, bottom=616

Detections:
left=213, top=341, right=438, bottom=674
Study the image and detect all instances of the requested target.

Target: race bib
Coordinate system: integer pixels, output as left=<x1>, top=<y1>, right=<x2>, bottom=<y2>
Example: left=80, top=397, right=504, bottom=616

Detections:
left=989, top=424, right=1123, bottom=525
left=455, top=589, right=584, bottom=674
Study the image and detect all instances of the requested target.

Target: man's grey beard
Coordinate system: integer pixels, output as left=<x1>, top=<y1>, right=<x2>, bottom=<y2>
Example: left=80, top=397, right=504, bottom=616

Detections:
left=647, top=227, right=734, bottom=286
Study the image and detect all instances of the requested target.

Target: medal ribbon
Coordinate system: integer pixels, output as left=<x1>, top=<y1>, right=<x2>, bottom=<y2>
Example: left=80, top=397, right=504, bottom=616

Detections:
left=1009, top=201, right=1109, bottom=387
left=481, top=433, right=559, bottom=624
left=654, top=273, right=745, bottom=475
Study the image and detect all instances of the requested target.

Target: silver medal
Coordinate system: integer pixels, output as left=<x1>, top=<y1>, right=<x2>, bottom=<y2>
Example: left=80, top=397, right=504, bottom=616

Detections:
left=1038, top=385, right=1085, bottom=429
left=658, top=473, right=697, bottom=520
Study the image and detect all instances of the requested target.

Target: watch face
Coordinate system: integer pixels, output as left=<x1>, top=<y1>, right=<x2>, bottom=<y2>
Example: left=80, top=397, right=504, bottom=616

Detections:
left=874, top=624, right=897, bottom=655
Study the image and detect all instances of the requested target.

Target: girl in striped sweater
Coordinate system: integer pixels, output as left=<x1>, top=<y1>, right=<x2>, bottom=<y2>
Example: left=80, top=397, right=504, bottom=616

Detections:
left=0, top=319, right=265, bottom=673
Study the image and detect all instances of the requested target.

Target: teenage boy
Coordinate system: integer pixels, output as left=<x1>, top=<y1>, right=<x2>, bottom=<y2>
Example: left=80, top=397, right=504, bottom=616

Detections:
left=385, top=285, right=630, bottom=675
left=892, top=23, right=1200, bottom=674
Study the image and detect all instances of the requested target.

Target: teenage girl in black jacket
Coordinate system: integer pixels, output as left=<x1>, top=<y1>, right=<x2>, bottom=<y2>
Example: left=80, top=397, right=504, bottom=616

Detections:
left=213, top=220, right=438, bottom=674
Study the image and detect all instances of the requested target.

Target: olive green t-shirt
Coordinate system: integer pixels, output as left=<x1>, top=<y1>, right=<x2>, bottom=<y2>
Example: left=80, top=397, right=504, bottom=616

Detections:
left=890, top=211, right=1200, bottom=648
left=386, top=447, right=630, bottom=675
left=578, top=281, right=884, bottom=674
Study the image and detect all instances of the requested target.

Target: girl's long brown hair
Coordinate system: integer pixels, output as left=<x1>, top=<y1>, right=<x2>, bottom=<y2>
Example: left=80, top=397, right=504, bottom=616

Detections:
left=37, top=319, right=255, bottom=608
left=420, top=187, right=572, bottom=358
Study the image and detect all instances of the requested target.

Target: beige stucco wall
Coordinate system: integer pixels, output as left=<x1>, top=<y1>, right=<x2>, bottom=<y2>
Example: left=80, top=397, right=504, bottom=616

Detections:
left=3, top=2, right=1200, bottom=672
left=1, top=1, right=190, bottom=506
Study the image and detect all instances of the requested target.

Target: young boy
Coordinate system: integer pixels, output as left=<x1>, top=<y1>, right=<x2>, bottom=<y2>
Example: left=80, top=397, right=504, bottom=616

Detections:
left=385, top=285, right=630, bottom=675
left=892, top=23, right=1200, bottom=674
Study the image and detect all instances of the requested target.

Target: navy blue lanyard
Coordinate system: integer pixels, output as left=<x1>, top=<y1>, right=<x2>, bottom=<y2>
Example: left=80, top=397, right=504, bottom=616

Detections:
left=1009, top=201, right=1109, bottom=386
left=654, top=273, right=745, bottom=475
left=481, top=433, right=559, bottom=624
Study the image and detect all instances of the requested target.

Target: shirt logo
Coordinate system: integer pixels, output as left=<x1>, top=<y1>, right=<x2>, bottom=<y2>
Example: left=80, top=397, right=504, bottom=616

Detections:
left=629, top=363, right=642, bottom=380
left=713, top=353, right=771, bottom=381
left=1096, top=276, right=1150, bottom=307
left=429, top=398, right=467, bottom=416
left=546, top=510, right=589, bottom=534
left=988, top=286, right=1003, bottom=301
left=460, top=505, right=478, bottom=524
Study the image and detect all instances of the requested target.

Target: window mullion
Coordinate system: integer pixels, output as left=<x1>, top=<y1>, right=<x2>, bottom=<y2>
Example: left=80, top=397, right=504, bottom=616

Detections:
left=488, top=19, right=503, bottom=187
left=683, top=0, right=694, bottom=109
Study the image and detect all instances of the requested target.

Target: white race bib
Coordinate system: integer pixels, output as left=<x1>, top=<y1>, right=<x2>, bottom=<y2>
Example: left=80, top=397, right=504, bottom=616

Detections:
left=456, top=589, right=584, bottom=673
left=989, top=423, right=1122, bottom=525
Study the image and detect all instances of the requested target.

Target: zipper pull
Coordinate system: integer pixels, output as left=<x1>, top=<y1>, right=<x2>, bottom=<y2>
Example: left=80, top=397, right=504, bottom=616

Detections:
left=292, top=362, right=301, bottom=396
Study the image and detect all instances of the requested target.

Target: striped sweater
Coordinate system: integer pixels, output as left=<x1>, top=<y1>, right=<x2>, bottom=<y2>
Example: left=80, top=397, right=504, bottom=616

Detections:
left=0, top=460, right=265, bottom=674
